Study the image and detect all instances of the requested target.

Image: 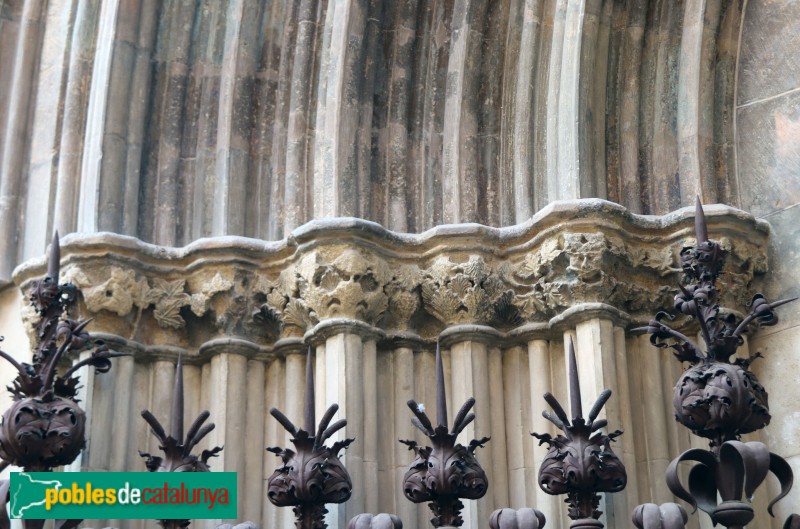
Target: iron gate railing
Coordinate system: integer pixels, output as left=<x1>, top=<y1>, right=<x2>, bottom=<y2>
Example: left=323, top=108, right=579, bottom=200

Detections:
left=0, top=200, right=797, bottom=529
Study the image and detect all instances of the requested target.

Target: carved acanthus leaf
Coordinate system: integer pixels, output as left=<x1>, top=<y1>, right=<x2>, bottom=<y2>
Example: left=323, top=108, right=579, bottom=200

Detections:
left=421, top=255, right=516, bottom=326
left=512, top=233, right=677, bottom=322
left=61, top=266, right=235, bottom=330
left=150, top=279, right=190, bottom=329
left=283, top=298, right=317, bottom=331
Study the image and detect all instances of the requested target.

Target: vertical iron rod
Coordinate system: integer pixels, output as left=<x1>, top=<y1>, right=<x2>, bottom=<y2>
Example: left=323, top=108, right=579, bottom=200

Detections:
left=47, top=231, right=60, bottom=280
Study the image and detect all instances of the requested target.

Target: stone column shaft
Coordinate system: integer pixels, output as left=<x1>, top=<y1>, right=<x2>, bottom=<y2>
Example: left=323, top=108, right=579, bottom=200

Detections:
left=322, top=330, right=379, bottom=529
left=243, top=359, right=266, bottom=524
left=263, top=357, right=287, bottom=529
left=572, top=318, right=629, bottom=528
left=392, top=346, right=417, bottom=525
left=629, top=334, right=672, bottom=504
left=413, top=346, right=436, bottom=529
left=207, top=352, right=247, bottom=526
left=502, top=345, right=531, bottom=509
left=447, top=336, right=495, bottom=528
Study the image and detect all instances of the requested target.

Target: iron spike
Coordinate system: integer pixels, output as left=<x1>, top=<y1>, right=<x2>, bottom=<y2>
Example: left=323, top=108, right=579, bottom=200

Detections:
left=171, top=351, right=184, bottom=441
left=435, top=341, right=448, bottom=428
left=695, top=196, right=708, bottom=243
left=568, top=337, right=583, bottom=420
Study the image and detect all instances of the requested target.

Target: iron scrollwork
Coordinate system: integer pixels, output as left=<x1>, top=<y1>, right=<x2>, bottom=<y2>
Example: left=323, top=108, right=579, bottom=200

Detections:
left=633, top=198, right=798, bottom=529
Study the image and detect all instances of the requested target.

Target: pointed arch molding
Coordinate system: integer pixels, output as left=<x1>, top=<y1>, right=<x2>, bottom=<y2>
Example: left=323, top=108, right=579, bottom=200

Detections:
left=0, top=0, right=744, bottom=284
left=12, top=199, right=769, bottom=356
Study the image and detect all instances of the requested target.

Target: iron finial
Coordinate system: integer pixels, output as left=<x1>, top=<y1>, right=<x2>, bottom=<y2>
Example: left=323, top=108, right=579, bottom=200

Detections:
left=634, top=198, right=797, bottom=528
left=140, top=350, right=221, bottom=474
left=401, top=342, right=490, bottom=527
left=533, top=345, right=626, bottom=522
left=267, top=348, right=353, bottom=529
left=0, top=228, right=127, bottom=473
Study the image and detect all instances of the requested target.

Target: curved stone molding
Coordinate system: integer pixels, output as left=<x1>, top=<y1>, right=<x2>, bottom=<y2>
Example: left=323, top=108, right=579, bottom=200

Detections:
left=12, top=200, right=770, bottom=349
left=305, top=319, right=387, bottom=346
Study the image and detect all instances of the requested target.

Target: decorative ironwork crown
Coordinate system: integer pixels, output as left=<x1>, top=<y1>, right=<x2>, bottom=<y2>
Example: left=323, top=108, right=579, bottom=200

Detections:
left=266, top=347, right=354, bottom=529
left=401, top=342, right=490, bottom=528
left=532, top=338, right=627, bottom=524
left=633, top=198, right=797, bottom=529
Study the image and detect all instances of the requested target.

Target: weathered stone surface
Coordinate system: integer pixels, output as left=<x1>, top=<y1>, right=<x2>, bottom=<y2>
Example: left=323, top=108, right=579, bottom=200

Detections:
left=736, top=91, right=800, bottom=219
left=12, top=200, right=770, bottom=350
left=1, top=3, right=799, bottom=529
left=738, top=1, right=800, bottom=106
left=0, top=0, right=748, bottom=282
left=745, top=206, right=800, bottom=336
left=735, top=18, right=800, bottom=529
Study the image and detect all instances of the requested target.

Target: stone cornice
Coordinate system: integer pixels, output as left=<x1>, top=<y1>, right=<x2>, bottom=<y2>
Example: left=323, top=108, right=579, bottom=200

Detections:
left=13, top=200, right=769, bottom=280
left=12, top=200, right=770, bottom=349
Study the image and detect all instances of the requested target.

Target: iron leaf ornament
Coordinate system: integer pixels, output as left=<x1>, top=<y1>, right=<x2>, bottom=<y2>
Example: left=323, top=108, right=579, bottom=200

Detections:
left=400, top=343, right=490, bottom=528
left=632, top=198, right=797, bottom=529
left=139, top=352, right=222, bottom=529
left=139, top=353, right=222, bottom=473
left=633, top=198, right=795, bottom=449
left=532, top=338, right=626, bottom=525
left=663, top=439, right=792, bottom=526
left=0, top=233, right=127, bottom=471
left=266, top=347, right=354, bottom=529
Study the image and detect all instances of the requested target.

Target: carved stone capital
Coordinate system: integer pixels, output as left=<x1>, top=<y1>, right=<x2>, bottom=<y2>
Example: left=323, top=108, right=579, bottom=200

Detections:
left=421, top=255, right=518, bottom=327
left=11, top=200, right=770, bottom=351
left=438, top=324, right=504, bottom=348
left=294, top=249, right=391, bottom=324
